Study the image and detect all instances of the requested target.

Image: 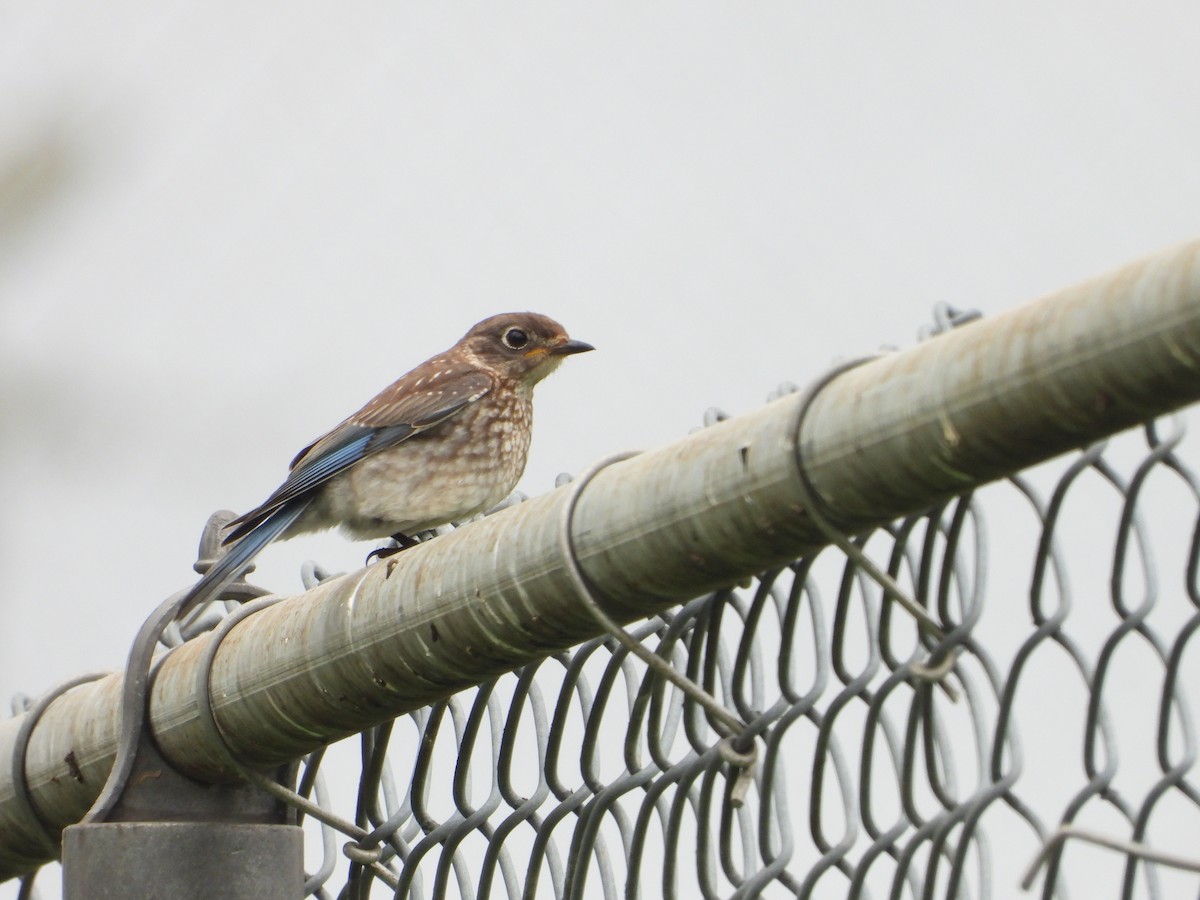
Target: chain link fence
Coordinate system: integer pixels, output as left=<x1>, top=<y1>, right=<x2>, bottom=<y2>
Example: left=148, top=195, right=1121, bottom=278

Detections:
left=9, top=307, right=1200, bottom=899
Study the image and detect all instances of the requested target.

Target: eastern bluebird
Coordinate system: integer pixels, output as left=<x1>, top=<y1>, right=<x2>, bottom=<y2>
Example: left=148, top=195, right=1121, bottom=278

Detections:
left=183, top=312, right=592, bottom=615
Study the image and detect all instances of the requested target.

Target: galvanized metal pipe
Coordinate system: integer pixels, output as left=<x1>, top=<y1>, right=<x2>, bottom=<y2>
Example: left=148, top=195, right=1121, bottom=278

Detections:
left=2, top=241, right=1199, bottom=880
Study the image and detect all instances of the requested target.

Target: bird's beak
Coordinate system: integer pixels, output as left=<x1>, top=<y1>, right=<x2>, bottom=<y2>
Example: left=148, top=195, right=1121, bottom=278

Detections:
left=549, top=338, right=595, bottom=357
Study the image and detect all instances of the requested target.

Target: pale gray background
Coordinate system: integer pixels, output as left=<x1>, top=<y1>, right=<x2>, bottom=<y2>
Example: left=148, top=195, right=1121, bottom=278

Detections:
left=2, top=3, right=1198, bottom=896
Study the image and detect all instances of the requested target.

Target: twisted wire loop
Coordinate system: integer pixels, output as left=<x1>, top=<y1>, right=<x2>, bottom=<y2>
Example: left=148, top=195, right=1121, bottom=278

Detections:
left=8, top=674, right=109, bottom=858
left=556, top=451, right=760, bottom=809
left=80, top=510, right=277, bottom=825
left=787, top=356, right=960, bottom=702
left=12, top=314, right=1200, bottom=899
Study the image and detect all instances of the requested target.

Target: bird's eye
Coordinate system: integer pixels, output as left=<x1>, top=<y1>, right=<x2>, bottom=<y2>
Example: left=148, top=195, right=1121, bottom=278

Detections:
left=502, top=327, right=529, bottom=350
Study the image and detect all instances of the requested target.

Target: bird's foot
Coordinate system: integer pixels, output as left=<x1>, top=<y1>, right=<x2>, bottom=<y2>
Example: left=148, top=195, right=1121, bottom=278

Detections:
left=365, top=532, right=420, bottom=565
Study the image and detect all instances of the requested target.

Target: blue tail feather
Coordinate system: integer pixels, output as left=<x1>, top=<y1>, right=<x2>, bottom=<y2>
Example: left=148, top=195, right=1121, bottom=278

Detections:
left=180, top=499, right=309, bottom=618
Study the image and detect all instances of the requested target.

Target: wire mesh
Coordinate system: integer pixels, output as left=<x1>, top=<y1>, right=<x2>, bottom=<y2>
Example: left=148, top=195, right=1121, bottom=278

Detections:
left=290, top=413, right=1200, bottom=900
left=10, top=310, right=1200, bottom=900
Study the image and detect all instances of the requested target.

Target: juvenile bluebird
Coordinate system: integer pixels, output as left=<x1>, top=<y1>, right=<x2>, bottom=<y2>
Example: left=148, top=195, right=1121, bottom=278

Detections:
left=183, top=312, right=592, bottom=614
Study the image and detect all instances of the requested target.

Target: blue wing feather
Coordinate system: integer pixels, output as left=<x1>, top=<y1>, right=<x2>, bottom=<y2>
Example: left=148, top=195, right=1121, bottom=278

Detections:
left=223, top=423, right=412, bottom=544
left=186, top=354, right=494, bottom=606
left=221, top=377, right=487, bottom=546
left=271, top=426, right=401, bottom=506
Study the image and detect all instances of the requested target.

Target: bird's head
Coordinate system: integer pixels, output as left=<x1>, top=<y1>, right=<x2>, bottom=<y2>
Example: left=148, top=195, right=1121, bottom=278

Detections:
left=462, top=312, right=593, bottom=385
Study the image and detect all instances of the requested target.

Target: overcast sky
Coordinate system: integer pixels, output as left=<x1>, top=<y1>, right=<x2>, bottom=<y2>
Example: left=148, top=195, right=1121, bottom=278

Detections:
left=2, top=3, right=1199, bottom=896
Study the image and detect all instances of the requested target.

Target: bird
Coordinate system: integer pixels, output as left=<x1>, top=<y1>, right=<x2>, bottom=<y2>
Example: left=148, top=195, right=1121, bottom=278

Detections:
left=180, top=312, right=593, bottom=617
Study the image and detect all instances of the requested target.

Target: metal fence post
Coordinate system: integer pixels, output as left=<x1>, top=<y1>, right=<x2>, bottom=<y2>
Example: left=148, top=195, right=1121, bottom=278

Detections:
left=59, top=736, right=302, bottom=899
left=62, top=823, right=303, bottom=900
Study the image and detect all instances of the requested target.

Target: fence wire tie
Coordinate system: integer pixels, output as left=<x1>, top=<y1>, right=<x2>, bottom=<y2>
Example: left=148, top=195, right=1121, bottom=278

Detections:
left=906, top=652, right=960, bottom=703
left=558, top=451, right=760, bottom=806
left=790, top=355, right=961, bottom=700
left=1021, top=824, right=1200, bottom=890
left=341, top=840, right=384, bottom=866
left=10, top=673, right=109, bottom=854
left=717, top=737, right=759, bottom=806
left=191, top=595, right=401, bottom=890
left=82, top=511, right=272, bottom=824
